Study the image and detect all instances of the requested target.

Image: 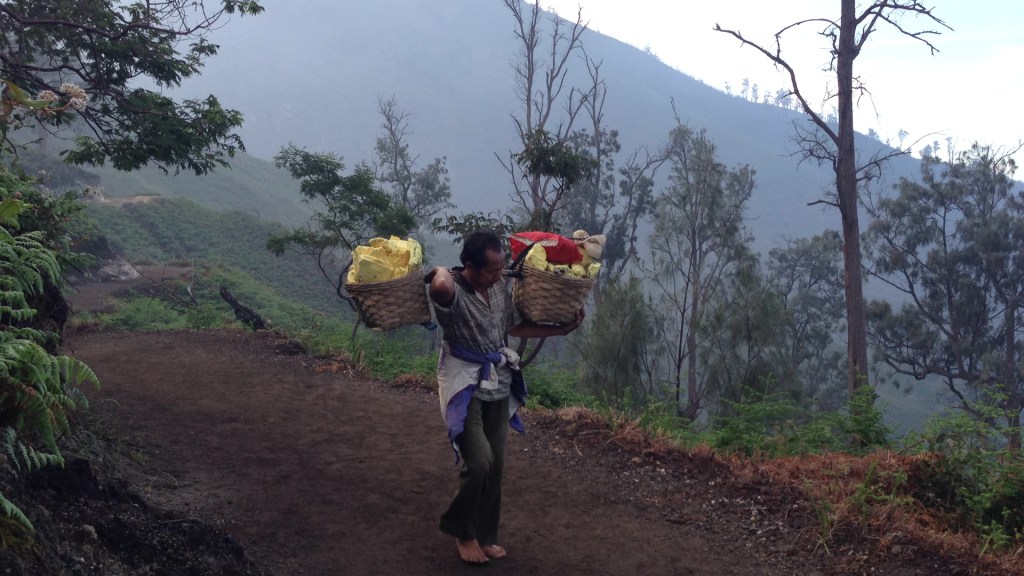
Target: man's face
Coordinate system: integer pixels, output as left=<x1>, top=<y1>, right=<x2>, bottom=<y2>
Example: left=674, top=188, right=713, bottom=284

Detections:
left=471, top=249, right=505, bottom=289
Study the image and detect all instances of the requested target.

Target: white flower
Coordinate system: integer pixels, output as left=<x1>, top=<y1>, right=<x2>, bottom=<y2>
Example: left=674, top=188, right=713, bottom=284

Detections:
left=68, top=97, right=87, bottom=111
left=36, top=90, right=59, bottom=102
left=58, top=83, right=87, bottom=101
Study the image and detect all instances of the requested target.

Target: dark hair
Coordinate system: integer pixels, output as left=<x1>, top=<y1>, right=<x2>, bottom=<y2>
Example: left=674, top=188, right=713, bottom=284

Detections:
left=460, top=229, right=503, bottom=269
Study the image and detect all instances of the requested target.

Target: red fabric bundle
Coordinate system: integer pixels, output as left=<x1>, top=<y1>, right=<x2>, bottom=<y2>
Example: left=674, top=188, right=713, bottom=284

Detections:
left=509, top=231, right=583, bottom=265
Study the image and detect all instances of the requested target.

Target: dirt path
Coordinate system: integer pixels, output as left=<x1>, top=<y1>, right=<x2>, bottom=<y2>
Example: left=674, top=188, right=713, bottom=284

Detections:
left=65, top=326, right=802, bottom=576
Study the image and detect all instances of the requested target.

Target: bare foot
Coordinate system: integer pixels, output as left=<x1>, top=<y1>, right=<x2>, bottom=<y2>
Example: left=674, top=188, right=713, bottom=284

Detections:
left=456, top=539, right=490, bottom=564
left=481, top=544, right=507, bottom=559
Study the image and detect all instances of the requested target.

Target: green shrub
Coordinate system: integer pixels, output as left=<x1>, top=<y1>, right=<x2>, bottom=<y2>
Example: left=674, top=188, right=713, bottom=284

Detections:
left=710, top=386, right=889, bottom=457
left=839, top=385, right=891, bottom=450
left=905, top=406, right=1024, bottom=550
left=523, top=365, right=591, bottom=409
left=0, top=196, right=99, bottom=535
left=712, top=391, right=804, bottom=455
left=987, top=459, right=1024, bottom=540
left=634, top=396, right=688, bottom=438
left=347, top=328, right=437, bottom=381
left=101, top=297, right=187, bottom=331
left=184, top=301, right=232, bottom=329
left=85, top=263, right=334, bottom=334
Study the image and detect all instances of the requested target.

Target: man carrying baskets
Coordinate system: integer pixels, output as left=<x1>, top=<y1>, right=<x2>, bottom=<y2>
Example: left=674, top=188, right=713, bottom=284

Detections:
left=426, top=229, right=583, bottom=565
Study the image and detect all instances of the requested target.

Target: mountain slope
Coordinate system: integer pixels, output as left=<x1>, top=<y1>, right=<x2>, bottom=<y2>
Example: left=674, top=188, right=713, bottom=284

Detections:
left=172, top=0, right=919, bottom=250
left=85, top=153, right=312, bottom=228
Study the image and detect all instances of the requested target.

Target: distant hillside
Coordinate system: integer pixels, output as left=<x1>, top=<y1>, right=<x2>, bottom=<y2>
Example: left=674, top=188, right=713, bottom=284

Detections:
left=84, top=153, right=313, bottom=228
left=169, top=0, right=922, bottom=252
left=86, top=196, right=347, bottom=316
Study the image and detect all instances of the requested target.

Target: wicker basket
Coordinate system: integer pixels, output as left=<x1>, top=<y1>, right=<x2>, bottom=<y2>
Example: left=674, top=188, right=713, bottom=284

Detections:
left=344, top=266, right=431, bottom=330
left=511, top=263, right=595, bottom=325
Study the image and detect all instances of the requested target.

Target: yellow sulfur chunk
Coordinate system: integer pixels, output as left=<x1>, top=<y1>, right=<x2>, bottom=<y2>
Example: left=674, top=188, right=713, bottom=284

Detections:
left=349, top=244, right=376, bottom=283
left=347, top=236, right=423, bottom=284
left=586, top=262, right=602, bottom=278
left=389, top=237, right=412, bottom=264
left=407, top=237, right=423, bottom=268
left=524, top=244, right=549, bottom=270
left=570, top=263, right=586, bottom=278
left=354, top=253, right=397, bottom=283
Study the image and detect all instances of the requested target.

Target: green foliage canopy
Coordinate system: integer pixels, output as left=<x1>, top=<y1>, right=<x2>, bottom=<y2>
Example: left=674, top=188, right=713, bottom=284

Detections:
left=865, top=143, right=1024, bottom=450
left=579, top=275, right=651, bottom=405
left=269, top=144, right=415, bottom=309
left=270, top=144, right=415, bottom=257
left=646, top=122, right=754, bottom=420
left=0, top=0, right=264, bottom=173
left=512, top=128, right=597, bottom=231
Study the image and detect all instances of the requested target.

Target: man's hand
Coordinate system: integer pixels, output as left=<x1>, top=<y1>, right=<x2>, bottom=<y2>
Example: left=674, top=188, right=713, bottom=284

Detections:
left=508, top=308, right=586, bottom=339
left=559, top=307, right=586, bottom=336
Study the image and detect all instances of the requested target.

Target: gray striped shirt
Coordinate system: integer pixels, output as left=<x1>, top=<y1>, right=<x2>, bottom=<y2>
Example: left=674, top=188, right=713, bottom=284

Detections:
left=432, top=270, right=522, bottom=401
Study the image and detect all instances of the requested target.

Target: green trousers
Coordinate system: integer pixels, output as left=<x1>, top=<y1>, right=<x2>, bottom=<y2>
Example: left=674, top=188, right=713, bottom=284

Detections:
left=439, top=395, right=509, bottom=545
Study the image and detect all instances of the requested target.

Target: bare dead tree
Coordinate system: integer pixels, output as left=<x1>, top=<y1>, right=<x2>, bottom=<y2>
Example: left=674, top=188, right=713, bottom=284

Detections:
left=561, top=54, right=666, bottom=308
left=715, top=0, right=950, bottom=398
left=375, top=96, right=416, bottom=206
left=500, top=0, right=589, bottom=225
left=373, top=95, right=452, bottom=226
left=577, top=54, right=613, bottom=235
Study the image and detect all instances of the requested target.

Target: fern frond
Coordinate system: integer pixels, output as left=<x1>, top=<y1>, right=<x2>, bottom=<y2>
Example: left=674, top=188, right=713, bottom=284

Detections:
left=2, top=424, right=63, bottom=476
left=0, top=199, right=92, bottom=538
left=0, top=327, right=46, bottom=348
left=63, top=387, right=88, bottom=413
left=0, top=491, right=34, bottom=534
left=0, top=339, right=46, bottom=381
left=1, top=230, right=59, bottom=298
left=0, top=285, right=35, bottom=323
left=1, top=426, right=17, bottom=466
left=0, top=242, right=16, bottom=264
left=16, top=442, right=29, bottom=473
left=58, top=356, right=101, bottom=392
left=0, top=340, right=70, bottom=455
left=0, top=306, right=37, bottom=323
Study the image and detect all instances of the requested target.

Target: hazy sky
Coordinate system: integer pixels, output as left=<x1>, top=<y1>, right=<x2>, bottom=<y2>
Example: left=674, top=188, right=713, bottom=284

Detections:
left=544, top=1, right=1023, bottom=163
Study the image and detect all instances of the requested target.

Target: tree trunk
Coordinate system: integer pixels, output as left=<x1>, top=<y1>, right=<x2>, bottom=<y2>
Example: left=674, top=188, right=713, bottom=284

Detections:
left=840, top=205, right=868, bottom=394
left=685, top=246, right=702, bottom=420
left=838, top=0, right=870, bottom=396
left=674, top=313, right=685, bottom=410
left=1005, top=406, right=1023, bottom=453
left=1003, top=302, right=1022, bottom=453
left=685, top=313, right=699, bottom=420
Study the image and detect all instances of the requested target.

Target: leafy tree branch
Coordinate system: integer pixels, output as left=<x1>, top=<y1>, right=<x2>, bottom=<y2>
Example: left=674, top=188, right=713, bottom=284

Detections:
left=0, top=0, right=264, bottom=173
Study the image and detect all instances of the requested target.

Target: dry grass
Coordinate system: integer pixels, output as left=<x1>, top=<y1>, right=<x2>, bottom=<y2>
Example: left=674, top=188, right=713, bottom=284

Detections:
left=737, top=451, right=1024, bottom=575
left=313, top=349, right=367, bottom=376
left=545, top=405, right=721, bottom=470
left=536, top=404, right=1023, bottom=575
left=390, top=372, right=436, bottom=393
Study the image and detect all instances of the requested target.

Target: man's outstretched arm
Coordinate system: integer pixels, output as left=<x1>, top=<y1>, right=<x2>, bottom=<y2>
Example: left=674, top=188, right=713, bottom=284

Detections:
left=427, top=266, right=455, bottom=307
left=508, top=308, right=585, bottom=339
